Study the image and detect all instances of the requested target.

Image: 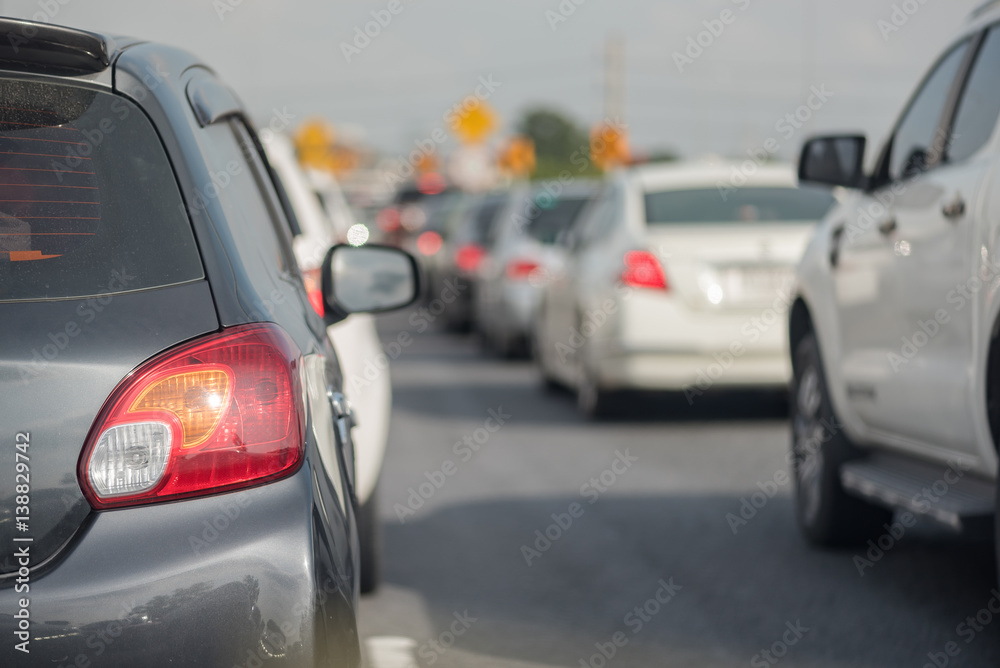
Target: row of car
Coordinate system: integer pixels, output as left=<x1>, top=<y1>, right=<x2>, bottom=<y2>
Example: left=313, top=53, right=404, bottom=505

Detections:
left=399, top=162, right=836, bottom=418
left=0, top=18, right=415, bottom=666
left=389, top=2, right=1000, bottom=588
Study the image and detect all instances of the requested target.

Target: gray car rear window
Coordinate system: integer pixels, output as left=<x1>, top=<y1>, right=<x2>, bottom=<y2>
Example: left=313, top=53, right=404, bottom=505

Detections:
left=0, top=78, right=203, bottom=301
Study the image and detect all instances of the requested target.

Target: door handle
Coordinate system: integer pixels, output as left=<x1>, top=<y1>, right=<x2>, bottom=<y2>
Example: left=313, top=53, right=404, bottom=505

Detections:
left=878, top=217, right=897, bottom=236
left=942, top=194, right=966, bottom=219
left=830, top=224, right=845, bottom=268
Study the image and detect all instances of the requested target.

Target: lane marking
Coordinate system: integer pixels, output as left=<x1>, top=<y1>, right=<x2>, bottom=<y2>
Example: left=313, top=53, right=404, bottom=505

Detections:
left=365, top=635, right=418, bottom=668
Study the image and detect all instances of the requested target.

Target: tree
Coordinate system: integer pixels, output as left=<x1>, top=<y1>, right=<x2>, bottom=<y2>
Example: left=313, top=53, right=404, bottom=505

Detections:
left=516, top=107, right=600, bottom=179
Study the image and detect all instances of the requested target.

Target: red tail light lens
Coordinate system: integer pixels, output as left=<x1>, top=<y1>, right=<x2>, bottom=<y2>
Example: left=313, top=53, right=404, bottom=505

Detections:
left=80, top=324, right=305, bottom=509
left=302, top=267, right=324, bottom=317
left=376, top=206, right=401, bottom=233
left=455, top=243, right=486, bottom=273
left=416, top=230, right=444, bottom=256
left=622, top=250, right=668, bottom=290
left=506, top=258, right=541, bottom=281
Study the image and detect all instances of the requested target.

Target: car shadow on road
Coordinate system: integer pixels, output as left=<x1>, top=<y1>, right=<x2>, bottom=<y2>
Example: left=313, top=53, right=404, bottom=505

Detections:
left=392, top=377, right=788, bottom=426
left=373, top=494, right=999, bottom=668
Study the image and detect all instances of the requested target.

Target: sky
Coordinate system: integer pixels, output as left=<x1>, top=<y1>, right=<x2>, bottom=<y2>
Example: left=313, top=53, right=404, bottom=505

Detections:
left=0, top=0, right=987, bottom=165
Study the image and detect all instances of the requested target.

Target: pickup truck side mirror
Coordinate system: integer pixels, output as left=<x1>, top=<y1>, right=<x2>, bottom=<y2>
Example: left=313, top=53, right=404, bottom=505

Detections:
left=798, top=135, right=867, bottom=189
left=321, top=244, right=421, bottom=322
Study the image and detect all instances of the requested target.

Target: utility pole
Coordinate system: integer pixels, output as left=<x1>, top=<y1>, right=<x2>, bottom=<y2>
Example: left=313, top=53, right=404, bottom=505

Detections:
left=604, top=33, right=625, bottom=123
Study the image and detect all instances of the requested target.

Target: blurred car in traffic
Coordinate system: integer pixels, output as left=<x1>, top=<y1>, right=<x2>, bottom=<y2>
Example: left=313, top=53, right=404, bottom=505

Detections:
left=0, top=18, right=418, bottom=667
left=788, top=8, right=1000, bottom=562
left=475, top=183, right=598, bottom=357
left=262, top=133, right=392, bottom=594
left=534, top=160, right=836, bottom=417
left=374, top=175, right=450, bottom=247
left=431, top=190, right=513, bottom=332
left=401, top=189, right=468, bottom=289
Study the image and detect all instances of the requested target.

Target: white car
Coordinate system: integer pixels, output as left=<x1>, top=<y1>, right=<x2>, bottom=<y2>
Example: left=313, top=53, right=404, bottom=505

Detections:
left=789, top=5, right=1000, bottom=555
left=263, top=134, right=391, bottom=593
left=534, top=161, right=835, bottom=417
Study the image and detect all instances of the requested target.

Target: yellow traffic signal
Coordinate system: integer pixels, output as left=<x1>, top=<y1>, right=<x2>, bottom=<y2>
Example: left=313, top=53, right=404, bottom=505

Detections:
left=293, top=119, right=336, bottom=170
left=450, top=100, right=498, bottom=145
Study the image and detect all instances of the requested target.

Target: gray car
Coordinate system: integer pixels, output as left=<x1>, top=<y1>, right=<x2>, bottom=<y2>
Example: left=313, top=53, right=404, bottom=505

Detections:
left=475, top=183, right=598, bottom=357
left=0, top=18, right=418, bottom=667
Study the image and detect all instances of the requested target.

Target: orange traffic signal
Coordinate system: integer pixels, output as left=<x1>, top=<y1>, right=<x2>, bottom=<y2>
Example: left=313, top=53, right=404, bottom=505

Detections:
left=590, top=122, right=630, bottom=170
left=497, top=136, right=536, bottom=177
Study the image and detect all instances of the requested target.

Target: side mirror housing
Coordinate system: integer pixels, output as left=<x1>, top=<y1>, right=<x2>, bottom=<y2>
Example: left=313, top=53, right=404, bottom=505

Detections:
left=321, top=244, right=421, bottom=321
left=798, top=135, right=867, bottom=189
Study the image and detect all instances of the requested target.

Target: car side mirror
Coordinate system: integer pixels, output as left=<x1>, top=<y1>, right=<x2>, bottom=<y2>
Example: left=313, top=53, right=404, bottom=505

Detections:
left=798, top=135, right=867, bottom=189
left=321, top=244, right=420, bottom=320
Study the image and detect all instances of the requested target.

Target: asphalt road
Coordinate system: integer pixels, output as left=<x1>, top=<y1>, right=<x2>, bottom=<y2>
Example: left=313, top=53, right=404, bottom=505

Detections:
left=357, top=310, right=1000, bottom=668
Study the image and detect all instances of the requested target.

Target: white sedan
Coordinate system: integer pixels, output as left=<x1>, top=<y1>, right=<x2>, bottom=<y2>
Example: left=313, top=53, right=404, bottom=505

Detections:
left=264, top=134, right=391, bottom=593
left=534, top=160, right=835, bottom=417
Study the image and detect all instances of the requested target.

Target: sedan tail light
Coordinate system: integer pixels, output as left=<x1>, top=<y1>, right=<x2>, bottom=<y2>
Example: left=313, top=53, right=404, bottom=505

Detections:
left=80, top=324, right=305, bottom=509
left=376, top=206, right=401, bottom=233
left=455, top=243, right=487, bottom=273
left=416, top=230, right=443, bottom=256
left=622, top=250, right=668, bottom=290
left=505, top=258, right=542, bottom=281
left=301, top=267, right=324, bottom=317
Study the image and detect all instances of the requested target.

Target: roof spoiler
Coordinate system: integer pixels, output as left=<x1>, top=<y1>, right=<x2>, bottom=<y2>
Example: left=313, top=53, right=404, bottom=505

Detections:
left=0, top=18, right=109, bottom=75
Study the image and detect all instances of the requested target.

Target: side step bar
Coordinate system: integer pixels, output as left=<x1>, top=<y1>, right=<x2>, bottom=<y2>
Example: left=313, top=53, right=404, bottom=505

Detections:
left=840, top=454, right=994, bottom=533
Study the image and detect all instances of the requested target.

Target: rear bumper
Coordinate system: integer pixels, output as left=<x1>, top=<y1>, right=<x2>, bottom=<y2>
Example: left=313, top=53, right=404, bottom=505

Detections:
left=587, top=289, right=792, bottom=391
left=594, top=347, right=790, bottom=391
left=0, top=467, right=359, bottom=667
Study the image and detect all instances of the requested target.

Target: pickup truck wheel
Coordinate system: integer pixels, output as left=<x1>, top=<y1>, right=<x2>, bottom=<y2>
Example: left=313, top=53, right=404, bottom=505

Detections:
left=791, top=334, right=892, bottom=546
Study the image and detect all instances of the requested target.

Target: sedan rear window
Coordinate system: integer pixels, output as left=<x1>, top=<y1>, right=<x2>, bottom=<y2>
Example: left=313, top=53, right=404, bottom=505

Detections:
left=644, top=187, right=836, bottom=224
left=525, top=196, right=590, bottom=244
left=0, top=78, right=203, bottom=301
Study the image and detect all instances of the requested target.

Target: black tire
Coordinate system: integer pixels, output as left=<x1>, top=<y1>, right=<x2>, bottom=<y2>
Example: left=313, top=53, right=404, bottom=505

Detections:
left=358, top=484, right=381, bottom=595
left=791, top=333, right=892, bottom=547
